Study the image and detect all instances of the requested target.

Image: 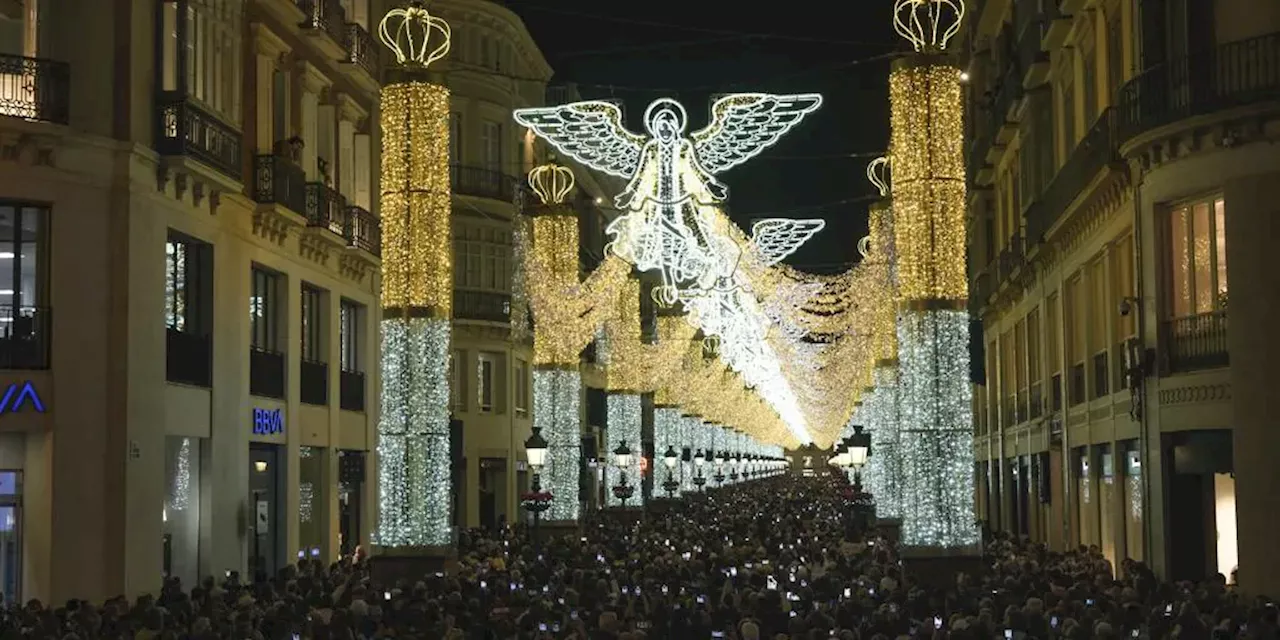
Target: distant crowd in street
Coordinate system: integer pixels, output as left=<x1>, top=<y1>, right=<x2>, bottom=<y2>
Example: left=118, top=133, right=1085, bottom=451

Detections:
left=0, top=472, right=1273, bottom=639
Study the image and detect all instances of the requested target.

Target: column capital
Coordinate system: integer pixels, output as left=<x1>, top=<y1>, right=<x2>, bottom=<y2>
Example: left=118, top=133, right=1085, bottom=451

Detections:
left=335, top=92, right=369, bottom=127
left=295, top=60, right=332, bottom=96
left=250, top=23, right=291, bottom=59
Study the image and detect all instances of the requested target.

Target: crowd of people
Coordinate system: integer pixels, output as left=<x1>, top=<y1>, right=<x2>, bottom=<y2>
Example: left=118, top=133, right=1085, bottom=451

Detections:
left=1, top=472, right=1274, bottom=639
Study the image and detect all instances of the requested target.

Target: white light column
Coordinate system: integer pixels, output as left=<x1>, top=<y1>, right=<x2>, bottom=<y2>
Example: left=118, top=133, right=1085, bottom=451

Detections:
left=604, top=393, right=643, bottom=507
left=533, top=368, right=582, bottom=521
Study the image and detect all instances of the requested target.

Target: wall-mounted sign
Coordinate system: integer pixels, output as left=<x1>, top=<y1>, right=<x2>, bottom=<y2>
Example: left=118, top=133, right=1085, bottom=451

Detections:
left=0, top=381, right=43, bottom=415
left=252, top=408, right=284, bottom=435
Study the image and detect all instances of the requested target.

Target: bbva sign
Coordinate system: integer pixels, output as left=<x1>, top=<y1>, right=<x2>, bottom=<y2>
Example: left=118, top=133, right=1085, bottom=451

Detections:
left=0, top=381, right=44, bottom=415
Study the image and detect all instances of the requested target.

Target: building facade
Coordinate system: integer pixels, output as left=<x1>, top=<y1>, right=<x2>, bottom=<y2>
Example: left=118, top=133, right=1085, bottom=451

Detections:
left=965, top=0, right=1280, bottom=594
left=0, top=0, right=389, bottom=604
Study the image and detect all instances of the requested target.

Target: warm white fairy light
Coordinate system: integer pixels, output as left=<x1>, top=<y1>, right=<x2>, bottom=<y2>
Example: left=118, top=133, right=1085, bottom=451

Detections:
left=893, top=0, right=966, bottom=52
left=376, top=317, right=452, bottom=546
left=534, top=367, right=583, bottom=521
left=605, top=393, right=644, bottom=507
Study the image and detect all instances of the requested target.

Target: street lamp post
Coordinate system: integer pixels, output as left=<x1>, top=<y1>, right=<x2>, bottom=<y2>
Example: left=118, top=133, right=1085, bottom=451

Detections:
left=611, top=440, right=636, bottom=509
left=846, top=424, right=872, bottom=492
left=662, top=445, right=680, bottom=498
left=713, top=450, right=726, bottom=486
left=693, top=449, right=707, bottom=492
left=522, top=427, right=551, bottom=541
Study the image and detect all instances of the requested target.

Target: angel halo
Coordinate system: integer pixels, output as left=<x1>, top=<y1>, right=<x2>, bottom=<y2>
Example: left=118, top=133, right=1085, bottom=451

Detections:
left=514, top=94, right=827, bottom=308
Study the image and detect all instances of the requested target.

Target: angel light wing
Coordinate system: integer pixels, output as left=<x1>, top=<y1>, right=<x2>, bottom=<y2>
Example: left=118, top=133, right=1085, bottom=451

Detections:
left=692, top=93, right=824, bottom=174
left=513, top=101, right=646, bottom=179
left=749, top=218, right=826, bottom=266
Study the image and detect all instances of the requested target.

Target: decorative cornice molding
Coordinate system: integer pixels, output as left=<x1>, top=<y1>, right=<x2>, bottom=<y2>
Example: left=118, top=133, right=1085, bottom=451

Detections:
left=296, top=60, right=332, bottom=96
left=335, top=92, right=368, bottom=125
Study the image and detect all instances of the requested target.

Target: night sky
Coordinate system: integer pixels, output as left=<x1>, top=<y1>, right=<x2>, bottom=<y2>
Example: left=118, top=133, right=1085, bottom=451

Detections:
left=504, top=0, right=903, bottom=271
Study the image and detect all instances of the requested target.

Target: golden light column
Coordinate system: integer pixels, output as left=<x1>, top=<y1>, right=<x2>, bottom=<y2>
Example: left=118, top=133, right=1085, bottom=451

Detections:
left=374, top=1, right=455, bottom=549
left=888, top=0, right=977, bottom=548
left=523, top=161, right=629, bottom=521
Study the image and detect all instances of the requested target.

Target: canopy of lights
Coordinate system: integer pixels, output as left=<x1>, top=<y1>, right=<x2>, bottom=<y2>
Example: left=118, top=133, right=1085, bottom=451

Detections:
left=373, top=0, right=978, bottom=550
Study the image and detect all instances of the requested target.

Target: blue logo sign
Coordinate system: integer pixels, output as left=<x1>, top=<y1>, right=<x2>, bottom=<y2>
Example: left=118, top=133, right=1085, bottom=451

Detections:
left=0, top=381, right=43, bottom=415
left=252, top=408, right=284, bottom=435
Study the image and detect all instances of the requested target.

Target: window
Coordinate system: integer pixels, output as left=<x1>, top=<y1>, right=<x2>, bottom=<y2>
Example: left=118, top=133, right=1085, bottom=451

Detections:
left=301, top=284, right=323, bottom=362
left=250, top=266, right=282, bottom=353
left=1168, top=196, right=1228, bottom=318
left=1111, top=235, right=1135, bottom=389
left=339, top=299, right=362, bottom=372
left=1047, top=292, right=1062, bottom=411
left=481, top=120, right=502, bottom=172
left=1082, top=44, right=1099, bottom=127
left=478, top=34, right=492, bottom=68
left=1107, top=6, right=1125, bottom=104
left=159, top=0, right=241, bottom=124
left=1089, top=258, right=1109, bottom=398
left=477, top=352, right=497, bottom=413
left=1015, top=319, right=1027, bottom=422
left=450, top=349, right=466, bottom=412
left=165, top=231, right=211, bottom=333
left=449, top=112, right=462, bottom=164
left=1028, top=308, right=1042, bottom=417
left=272, top=68, right=288, bottom=149
left=1066, top=274, right=1086, bottom=405
left=1061, top=57, right=1077, bottom=156
left=0, top=204, right=46, bottom=312
left=453, top=223, right=512, bottom=292
left=514, top=358, right=528, bottom=415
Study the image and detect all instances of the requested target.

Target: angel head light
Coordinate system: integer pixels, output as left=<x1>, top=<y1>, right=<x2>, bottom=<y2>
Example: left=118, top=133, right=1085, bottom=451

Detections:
left=379, top=1, right=452, bottom=68
left=528, top=161, right=575, bottom=206
left=893, top=0, right=965, bottom=52
left=867, top=156, right=890, bottom=197
left=643, top=98, right=688, bottom=143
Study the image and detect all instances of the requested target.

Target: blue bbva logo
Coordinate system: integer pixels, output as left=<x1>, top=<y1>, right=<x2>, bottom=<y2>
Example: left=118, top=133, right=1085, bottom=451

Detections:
left=0, top=381, right=44, bottom=415
left=252, top=408, right=283, bottom=435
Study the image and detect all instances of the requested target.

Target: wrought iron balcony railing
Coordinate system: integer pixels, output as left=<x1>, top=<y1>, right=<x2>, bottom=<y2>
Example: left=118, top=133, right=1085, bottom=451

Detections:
left=304, top=182, right=346, bottom=236
left=0, top=53, right=69, bottom=124
left=156, top=96, right=243, bottom=182
left=297, top=0, right=347, bottom=47
left=1118, top=31, right=1280, bottom=142
left=1163, top=310, right=1229, bottom=372
left=1025, top=108, right=1118, bottom=245
left=253, top=154, right=307, bottom=215
left=344, top=205, right=380, bottom=256
left=454, top=290, right=511, bottom=323
left=451, top=164, right=518, bottom=202
left=345, top=23, right=378, bottom=79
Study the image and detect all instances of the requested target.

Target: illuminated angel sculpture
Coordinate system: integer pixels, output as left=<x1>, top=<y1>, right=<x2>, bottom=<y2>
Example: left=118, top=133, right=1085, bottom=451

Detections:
left=514, top=94, right=827, bottom=305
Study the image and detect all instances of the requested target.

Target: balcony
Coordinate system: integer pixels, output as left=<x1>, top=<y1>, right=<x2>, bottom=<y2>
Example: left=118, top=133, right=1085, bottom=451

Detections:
left=1163, top=310, right=1229, bottom=373
left=166, top=328, right=210, bottom=386
left=300, top=359, right=327, bottom=405
left=0, top=53, right=69, bottom=125
left=989, top=61, right=1024, bottom=146
left=340, top=369, right=365, bottom=412
left=1069, top=363, right=1086, bottom=406
left=1051, top=372, right=1063, bottom=412
left=1025, top=108, right=1117, bottom=245
left=304, top=182, right=346, bottom=236
left=344, top=23, right=379, bottom=82
left=1015, top=15, right=1050, bottom=87
left=250, top=347, right=286, bottom=399
left=345, top=205, right=381, bottom=256
left=0, top=306, right=50, bottom=370
left=155, top=96, right=243, bottom=184
left=451, top=164, right=517, bottom=202
left=1118, top=32, right=1280, bottom=144
left=253, top=154, right=307, bottom=216
left=1043, top=0, right=1073, bottom=50
left=995, top=232, right=1026, bottom=285
left=297, top=0, right=348, bottom=57
left=454, top=290, right=511, bottom=323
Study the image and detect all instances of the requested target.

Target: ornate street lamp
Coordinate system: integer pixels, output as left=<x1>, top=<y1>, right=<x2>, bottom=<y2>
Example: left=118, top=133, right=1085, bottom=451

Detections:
left=611, top=440, right=636, bottom=508
left=662, top=444, right=680, bottom=497
left=693, top=449, right=707, bottom=491
left=521, top=427, right=552, bottom=537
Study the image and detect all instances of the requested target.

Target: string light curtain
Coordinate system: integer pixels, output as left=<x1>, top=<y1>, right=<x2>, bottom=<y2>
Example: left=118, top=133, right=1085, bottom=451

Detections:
left=887, top=10, right=978, bottom=547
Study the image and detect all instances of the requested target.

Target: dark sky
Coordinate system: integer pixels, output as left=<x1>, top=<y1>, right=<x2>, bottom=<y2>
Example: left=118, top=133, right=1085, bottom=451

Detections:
left=501, top=0, right=902, bottom=271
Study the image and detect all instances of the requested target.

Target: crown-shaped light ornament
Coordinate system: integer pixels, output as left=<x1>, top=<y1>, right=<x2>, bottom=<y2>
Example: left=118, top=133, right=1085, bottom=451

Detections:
left=857, top=235, right=872, bottom=260
left=528, top=161, right=576, bottom=205
left=379, top=1, right=452, bottom=68
left=866, top=156, right=890, bottom=197
left=893, top=0, right=965, bottom=52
